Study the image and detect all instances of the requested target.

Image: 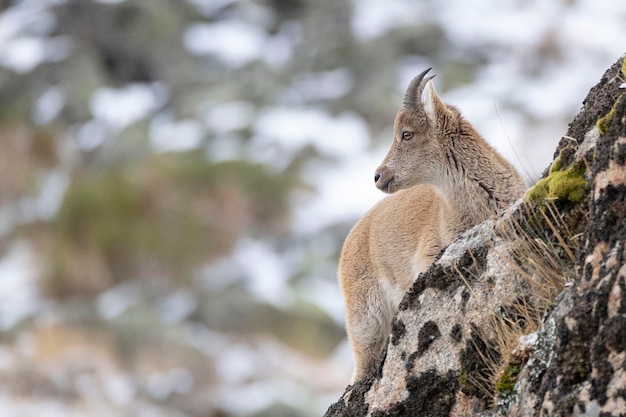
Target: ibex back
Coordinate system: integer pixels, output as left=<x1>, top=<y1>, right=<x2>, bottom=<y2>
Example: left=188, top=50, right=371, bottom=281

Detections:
left=338, top=69, right=527, bottom=382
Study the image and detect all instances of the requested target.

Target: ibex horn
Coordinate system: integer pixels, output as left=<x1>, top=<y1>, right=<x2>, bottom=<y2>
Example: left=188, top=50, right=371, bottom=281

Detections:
left=402, top=67, right=436, bottom=110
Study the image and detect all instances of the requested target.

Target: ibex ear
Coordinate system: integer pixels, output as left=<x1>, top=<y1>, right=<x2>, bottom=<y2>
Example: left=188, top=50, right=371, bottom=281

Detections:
left=423, top=80, right=445, bottom=126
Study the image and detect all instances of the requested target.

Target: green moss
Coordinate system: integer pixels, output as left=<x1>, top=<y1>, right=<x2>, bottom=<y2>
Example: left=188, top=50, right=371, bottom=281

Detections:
left=596, top=98, right=620, bottom=135
left=549, top=155, right=562, bottom=174
left=495, top=362, right=521, bottom=396
left=458, top=371, right=469, bottom=389
left=596, top=58, right=626, bottom=135
left=525, top=159, right=587, bottom=204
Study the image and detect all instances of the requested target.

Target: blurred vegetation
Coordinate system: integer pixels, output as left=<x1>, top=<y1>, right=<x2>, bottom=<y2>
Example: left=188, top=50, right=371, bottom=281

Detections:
left=39, top=154, right=293, bottom=298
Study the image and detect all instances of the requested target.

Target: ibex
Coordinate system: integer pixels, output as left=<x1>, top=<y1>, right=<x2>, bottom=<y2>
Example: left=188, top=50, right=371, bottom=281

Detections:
left=338, top=68, right=527, bottom=382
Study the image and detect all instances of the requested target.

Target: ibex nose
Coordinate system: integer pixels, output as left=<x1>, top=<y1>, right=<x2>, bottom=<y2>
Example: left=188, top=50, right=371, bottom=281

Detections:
left=374, top=166, right=394, bottom=193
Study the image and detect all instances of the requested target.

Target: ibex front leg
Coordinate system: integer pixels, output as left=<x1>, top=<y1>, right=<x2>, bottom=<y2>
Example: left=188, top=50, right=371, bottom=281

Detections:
left=343, top=281, right=393, bottom=382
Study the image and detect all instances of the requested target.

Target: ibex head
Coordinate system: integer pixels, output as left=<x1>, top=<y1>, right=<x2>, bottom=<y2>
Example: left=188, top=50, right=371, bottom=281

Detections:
left=375, top=68, right=456, bottom=193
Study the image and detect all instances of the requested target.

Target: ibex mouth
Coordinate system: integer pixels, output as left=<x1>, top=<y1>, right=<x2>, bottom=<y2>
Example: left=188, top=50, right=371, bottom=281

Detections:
left=376, top=176, right=394, bottom=193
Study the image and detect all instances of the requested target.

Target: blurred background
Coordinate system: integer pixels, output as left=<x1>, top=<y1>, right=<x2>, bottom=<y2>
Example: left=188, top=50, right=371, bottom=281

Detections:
left=0, top=0, right=623, bottom=416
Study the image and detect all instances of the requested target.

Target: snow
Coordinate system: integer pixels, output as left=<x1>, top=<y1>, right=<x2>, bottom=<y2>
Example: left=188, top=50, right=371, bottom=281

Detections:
left=74, top=120, right=108, bottom=150
left=90, top=83, right=168, bottom=131
left=158, top=290, right=197, bottom=324
left=103, top=373, right=136, bottom=406
left=283, top=69, right=354, bottom=102
left=149, top=114, right=204, bottom=153
left=183, top=21, right=268, bottom=68
left=298, top=278, right=347, bottom=323
left=0, top=170, right=69, bottom=237
left=97, top=283, right=141, bottom=320
left=232, top=238, right=292, bottom=306
left=145, top=368, right=194, bottom=399
left=0, top=241, right=39, bottom=330
left=0, top=0, right=70, bottom=73
left=252, top=108, right=370, bottom=163
left=211, top=338, right=352, bottom=416
left=202, top=101, right=256, bottom=134
left=438, top=0, right=559, bottom=46
left=32, top=86, right=65, bottom=125
left=0, top=36, right=46, bottom=73
left=184, top=0, right=236, bottom=16
left=351, top=0, right=428, bottom=41
left=214, top=344, right=259, bottom=384
left=183, top=20, right=294, bottom=69
left=0, top=36, right=71, bottom=73
left=0, top=0, right=59, bottom=41
left=201, top=238, right=292, bottom=306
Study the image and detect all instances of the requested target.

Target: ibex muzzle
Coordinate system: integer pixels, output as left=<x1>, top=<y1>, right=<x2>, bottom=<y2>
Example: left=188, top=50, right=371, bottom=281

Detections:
left=374, top=166, right=393, bottom=193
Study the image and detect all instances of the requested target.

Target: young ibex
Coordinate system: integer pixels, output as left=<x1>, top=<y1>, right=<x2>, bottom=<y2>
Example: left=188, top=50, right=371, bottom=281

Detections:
left=339, top=68, right=527, bottom=382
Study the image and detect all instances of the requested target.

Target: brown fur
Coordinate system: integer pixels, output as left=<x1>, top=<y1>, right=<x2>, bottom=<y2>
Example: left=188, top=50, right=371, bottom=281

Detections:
left=339, top=74, right=527, bottom=382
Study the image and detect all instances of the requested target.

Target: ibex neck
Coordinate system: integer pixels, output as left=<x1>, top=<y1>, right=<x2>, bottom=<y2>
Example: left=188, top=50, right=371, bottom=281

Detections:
left=436, top=133, right=526, bottom=231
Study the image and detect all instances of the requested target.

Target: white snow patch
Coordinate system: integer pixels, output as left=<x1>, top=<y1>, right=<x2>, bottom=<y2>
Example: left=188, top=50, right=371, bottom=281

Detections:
left=183, top=21, right=266, bottom=67
left=206, top=133, right=245, bottom=162
left=234, top=239, right=291, bottom=306
left=0, top=35, right=71, bottom=73
left=201, top=238, right=292, bottom=307
left=0, top=241, right=39, bottom=330
left=0, top=0, right=64, bottom=75
left=103, top=373, right=136, bottom=406
left=203, top=101, right=255, bottom=134
left=183, top=20, right=293, bottom=68
left=145, top=368, right=194, bottom=400
left=283, top=69, right=354, bottom=102
left=215, top=344, right=259, bottom=384
left=97, top=283, right=141, bottom=320
left=211, top=338, right=352, bottom=415
left=30, top=169, right=70, bottom=220
left=32, top=86, right=65, bottom=124
left=74, top=121, right=108, bottom=150
left=159, top=290, right=197, bottom=324
left=252, top=108, right=370, bottom=167
left=149, top=113, right=204, bottom=153
left=298, top=278, right=346, bottom=324
left=94, top=0, right=126, bottom=4
left=0, top=1, right=58, bottom=40
left=90, top=83, right=168, bottom=131
left=437, top=0, right=558, bottom=46
left=351, top=0, right=428, bottom=40
left=199, top=256, right=243, bottom=291
left=0, top=170, right=69, bottom=236
left=184, top=0, right=236, bottom=16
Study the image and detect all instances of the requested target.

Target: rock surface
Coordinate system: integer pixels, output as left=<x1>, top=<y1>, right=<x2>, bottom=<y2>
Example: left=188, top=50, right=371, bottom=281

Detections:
left=325, top=56, right=626, bottom=417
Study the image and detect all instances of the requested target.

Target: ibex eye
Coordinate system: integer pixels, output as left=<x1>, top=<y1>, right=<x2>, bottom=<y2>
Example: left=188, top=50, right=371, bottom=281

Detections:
left=402, top=131, right=413, bottom=140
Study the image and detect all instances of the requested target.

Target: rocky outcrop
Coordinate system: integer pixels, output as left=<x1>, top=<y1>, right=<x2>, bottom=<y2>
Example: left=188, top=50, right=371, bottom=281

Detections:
left=326, top=55, right=626, bottom=416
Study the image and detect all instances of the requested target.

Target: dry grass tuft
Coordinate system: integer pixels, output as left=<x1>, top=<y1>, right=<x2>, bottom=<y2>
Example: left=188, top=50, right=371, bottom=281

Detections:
left=456, top=199, right=583, bottom=408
